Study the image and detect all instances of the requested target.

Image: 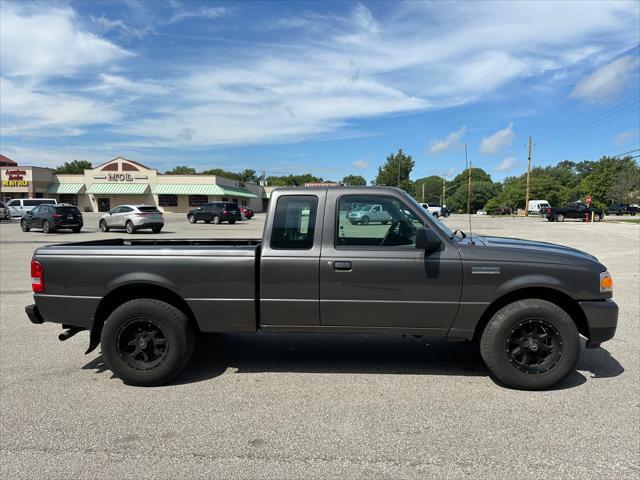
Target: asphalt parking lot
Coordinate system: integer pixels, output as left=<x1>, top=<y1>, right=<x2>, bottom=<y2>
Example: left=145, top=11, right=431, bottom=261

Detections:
left=1, top=212, right=638, bottom=479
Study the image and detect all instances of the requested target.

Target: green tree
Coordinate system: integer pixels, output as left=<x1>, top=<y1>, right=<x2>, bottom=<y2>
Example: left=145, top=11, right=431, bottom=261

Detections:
left=448, top=180, right=499, bottom=213
left=54, top=160, right=92, bottom=174
left=607, top=162, right=640, bottom=204
left=165, top=165, right=196, bottom=175
left=342, top=174, right=366, bottom=186
left=581, top=156, right=638, bottom=207
left=266, top=173, right=325, bottom=186
left=372, top=149, right=414, bottom=193
left=413, top=175, right=444, bottom=203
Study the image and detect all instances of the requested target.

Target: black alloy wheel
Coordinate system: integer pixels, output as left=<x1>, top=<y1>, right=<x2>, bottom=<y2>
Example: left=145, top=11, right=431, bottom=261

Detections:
left=115, top=319, right=168, bottom=372
left=505, top=319, right=562, bottom=375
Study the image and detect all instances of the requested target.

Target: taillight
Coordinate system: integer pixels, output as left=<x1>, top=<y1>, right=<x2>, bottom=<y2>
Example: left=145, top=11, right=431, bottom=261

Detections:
left=223, top=210, right=228, bottom=214
left=52, top=213, right=62, bottom=218
left=31, top=260, right=44, bottom=293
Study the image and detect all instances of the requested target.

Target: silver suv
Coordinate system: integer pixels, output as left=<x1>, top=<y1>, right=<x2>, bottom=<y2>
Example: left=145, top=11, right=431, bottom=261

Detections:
left=347, top=203, right=392, bottom=225
left=0, top=201, right=10, bottom=220
left=99, top=205, right=164, bottom=234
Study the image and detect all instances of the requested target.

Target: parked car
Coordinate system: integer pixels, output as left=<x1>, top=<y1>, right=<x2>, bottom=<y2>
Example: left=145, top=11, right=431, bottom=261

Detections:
left=476, top=210, right=487, bottom=215
left=6, top=198, right=57, bottom=218
left=605, top=203, right=637, bottom=216
left=20, top=203, right=83, bottom=233
left=545, top=202, right=604, bottom=222
left=420, top=203, right=442, bottom=217
left=439, top=206, right=450, bottom=218
left=99, top=205, right=164, bottom=234
left=0, top=201, right=11, bottom=220
left=187, top=202, right=241, bottom=224
left=493, top=206, right=512, bottom=215
left=239, top=206, right=254, bottom=219
left=26, top=186, right=617, bottom=390
left=528, top=199, right=551, bottom=215
left=348, top=204, right=392, bottom=224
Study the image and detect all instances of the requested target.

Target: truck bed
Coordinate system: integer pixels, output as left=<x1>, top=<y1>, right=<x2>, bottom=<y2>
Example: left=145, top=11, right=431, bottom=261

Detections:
left=33, top=237, right=262, bottom=333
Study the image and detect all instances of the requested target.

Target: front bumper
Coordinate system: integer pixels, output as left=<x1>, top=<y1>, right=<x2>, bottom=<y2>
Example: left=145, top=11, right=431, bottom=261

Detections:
left=579, top=299, right=618, bottom=347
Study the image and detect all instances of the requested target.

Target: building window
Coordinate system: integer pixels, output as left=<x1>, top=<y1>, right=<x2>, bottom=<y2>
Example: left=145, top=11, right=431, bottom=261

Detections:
left=35, top=192, right=43, bottom=198
left=159, top=194, right=178, bottom=207
left=222, top=197, right=229, bottom=202
left=241, top=200, right=247, bottom=206
left=189, top=195, right=208, bottom=207
left=59, top=194, right=78, bottom=205
left=232, top=198, right=238, bottom=204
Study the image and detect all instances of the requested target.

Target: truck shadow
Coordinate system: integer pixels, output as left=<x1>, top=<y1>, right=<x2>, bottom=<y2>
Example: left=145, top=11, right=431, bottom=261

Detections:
left=82, top=334, right=624, bottom=389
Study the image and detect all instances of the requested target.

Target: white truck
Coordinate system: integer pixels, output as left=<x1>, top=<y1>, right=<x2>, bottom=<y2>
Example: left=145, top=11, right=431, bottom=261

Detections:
left=421, top=203, right=445, bottom=218
left=528, top=200, right=551, bottom=215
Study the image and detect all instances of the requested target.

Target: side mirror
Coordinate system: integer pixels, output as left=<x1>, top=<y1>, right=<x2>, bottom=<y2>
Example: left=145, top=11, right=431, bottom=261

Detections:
left=415, top=227, right=442, bottom=252
left=107, top=210, right=112, bottom=215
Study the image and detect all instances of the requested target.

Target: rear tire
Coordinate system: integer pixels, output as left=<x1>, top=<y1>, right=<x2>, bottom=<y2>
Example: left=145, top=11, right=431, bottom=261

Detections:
left=125, top=221, right=135, bottom=234
left=229, top=219, right=236, bottom=224
left=151, top=227, right=162, bottom=233
left=100, top=299, right=195, bottom=386
left=72, top=227, right=81, bottom=233
left=188, top=214, right=196, bottom=224
left=43, top=221, right=53, bottom=234
left=20, top=220, right=30, bottom=232
left=99, top=220, right=109, bottom=232
left=556, top=214, right=565, bottom=222
left=480, top=299, right=579, bottom=390
left=212, top=215, right=221, bottom=224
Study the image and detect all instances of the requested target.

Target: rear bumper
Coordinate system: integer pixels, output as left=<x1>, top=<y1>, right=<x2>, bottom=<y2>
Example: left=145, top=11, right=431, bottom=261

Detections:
left=26, top=304, right=44, bottom=324
left=579, top=299, right=618, bottom=347
left=135, top=222, right=164, bottom=229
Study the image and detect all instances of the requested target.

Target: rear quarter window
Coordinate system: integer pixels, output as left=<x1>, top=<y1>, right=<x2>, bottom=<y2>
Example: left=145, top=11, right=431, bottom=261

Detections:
left=138, top=206, right=161, bottom=213
left=56, top=207, right=80, bottom=214
left=224, top=203, right=239, bottom=209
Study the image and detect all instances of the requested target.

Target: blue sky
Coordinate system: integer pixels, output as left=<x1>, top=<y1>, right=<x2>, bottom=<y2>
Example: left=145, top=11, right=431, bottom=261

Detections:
left=1, top=0, right=639, bottom=182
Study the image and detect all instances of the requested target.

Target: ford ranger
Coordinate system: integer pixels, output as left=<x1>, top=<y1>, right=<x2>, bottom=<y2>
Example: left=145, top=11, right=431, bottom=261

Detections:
left=25, top=187, right=618, bottom=389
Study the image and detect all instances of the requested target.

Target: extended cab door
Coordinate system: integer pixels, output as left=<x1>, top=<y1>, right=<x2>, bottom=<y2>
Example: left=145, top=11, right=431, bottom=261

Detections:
left=259, top=192, right=326, bottom=327
left=319, top=191, right=462, bottom=335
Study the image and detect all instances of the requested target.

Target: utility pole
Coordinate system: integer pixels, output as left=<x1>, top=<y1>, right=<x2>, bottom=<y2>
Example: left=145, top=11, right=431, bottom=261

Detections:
left=421, top=183, right=425, bottom=203
left=525, top=136, right=532, bottom=216
left=442, top=173, right=446, bottom=207
left=465, top=143, right=472, bottom=214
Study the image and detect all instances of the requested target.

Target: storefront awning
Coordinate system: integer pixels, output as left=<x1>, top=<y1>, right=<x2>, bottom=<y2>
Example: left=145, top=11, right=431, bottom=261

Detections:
left=87, top=183, right=149, bottom=194
left=153, top=184, right=257, bottom=198
left=47, top=183, right=85, bottom=194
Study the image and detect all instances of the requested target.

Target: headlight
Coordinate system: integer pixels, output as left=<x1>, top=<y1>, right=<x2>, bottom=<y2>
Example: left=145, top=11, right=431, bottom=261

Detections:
left=600, top=271, right=613, bottom=293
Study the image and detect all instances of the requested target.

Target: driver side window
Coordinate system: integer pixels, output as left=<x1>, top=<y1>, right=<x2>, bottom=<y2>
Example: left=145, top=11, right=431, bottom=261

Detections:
left=337, top=195, right=423, bottom=248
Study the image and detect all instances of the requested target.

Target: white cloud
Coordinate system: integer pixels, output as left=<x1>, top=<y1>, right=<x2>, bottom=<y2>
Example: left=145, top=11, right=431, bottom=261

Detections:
left=87, top=74, right=171, bottom=95
left=428, top=127, right=466, bottom=155
left=613, top=130, right=640, bottom=146
left=92, top=15, right=153, bottom=38
left=352, top=160, right=368, bottom=169
left=0, top=3, right=129, bottom=77
left=572, top=56, right=640, bottom=104
left=1, top=1, right=639, bottom=148
left=479, top=123, right=515, bottom=155
left=495, top=156, right=518, bottom=172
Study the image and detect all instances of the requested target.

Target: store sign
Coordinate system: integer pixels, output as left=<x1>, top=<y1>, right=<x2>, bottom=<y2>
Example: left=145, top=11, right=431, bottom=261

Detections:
left=2, top=169, right=29, bottom=187
left=107, top=173, right=134, bottom=182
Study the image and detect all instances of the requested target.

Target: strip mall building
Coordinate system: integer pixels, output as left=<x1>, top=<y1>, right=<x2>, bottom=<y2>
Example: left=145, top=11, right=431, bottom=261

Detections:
left=0, top=157, right=274, bottom=212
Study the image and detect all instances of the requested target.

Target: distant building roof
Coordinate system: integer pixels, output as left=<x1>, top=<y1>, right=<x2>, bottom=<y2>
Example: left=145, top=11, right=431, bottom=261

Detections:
left=0, top=154, right=18, bottom=166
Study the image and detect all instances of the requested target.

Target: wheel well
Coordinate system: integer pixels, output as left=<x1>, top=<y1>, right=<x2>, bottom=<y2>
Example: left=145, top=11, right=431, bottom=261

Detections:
left=87, top=284, right=198, bottom=353
left=473, top=287, right=589, bottom=342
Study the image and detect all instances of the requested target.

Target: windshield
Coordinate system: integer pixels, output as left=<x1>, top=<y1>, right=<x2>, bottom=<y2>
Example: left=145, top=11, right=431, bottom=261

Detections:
left=402, top=192, right=455, bottom=238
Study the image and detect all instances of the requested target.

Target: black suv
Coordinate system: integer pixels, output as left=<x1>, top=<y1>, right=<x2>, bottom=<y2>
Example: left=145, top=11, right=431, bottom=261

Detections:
left=187, top=202, right=241, bottom=224
left=21, top=204, right=83, bottom=233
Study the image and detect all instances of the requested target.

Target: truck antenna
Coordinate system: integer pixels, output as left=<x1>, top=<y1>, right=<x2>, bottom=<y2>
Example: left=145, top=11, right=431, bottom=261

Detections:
left=465, top=143, right=475, bottom=244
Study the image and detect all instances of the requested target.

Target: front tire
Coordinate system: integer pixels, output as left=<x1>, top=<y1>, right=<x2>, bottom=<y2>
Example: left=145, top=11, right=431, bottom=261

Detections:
left=229, top=219, right=236, bottom=224
left=125, top=221, right=135, bottom=234
left=556, top=214, right=565, bottom=222
left=188, top=214, right=196, bottom=224
left=99, top=220, right=109, bottom=232
left=361, top=215, right=370, bottom=225
left=72, top=227, right=81, bottom=233
left=152, top=227, right=162, bottom=233
left=212, top=215, right=221, bottom=224
left=100, top=299, right=195, bottom=386
left=480, top=299, right=579, bottom=390
left=21, top=220, right=30, bottom=232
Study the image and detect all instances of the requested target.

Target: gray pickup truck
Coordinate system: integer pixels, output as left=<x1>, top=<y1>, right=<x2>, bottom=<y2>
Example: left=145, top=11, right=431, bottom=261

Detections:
left=26, top=187, right=618, bottom=389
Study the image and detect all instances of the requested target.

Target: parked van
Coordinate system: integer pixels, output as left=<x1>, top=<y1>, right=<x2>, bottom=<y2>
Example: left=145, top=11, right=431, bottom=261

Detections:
left=5, top=198, right=57, bottom=218
left=528, top=199, right=550, bottom=215
left=0, top=201, right=11, bottom=220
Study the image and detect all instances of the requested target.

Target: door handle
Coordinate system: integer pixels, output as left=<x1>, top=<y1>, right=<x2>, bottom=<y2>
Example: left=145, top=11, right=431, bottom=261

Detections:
left=333, top=261, right=352, bottom=271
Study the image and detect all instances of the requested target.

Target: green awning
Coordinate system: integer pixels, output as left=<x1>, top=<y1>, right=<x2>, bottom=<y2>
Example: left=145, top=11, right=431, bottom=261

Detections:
left=47, top=183, right=84, bottom=194
left=153, top=184, right=257, bottom=198
left=87, top=183, right=149, bottom=194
